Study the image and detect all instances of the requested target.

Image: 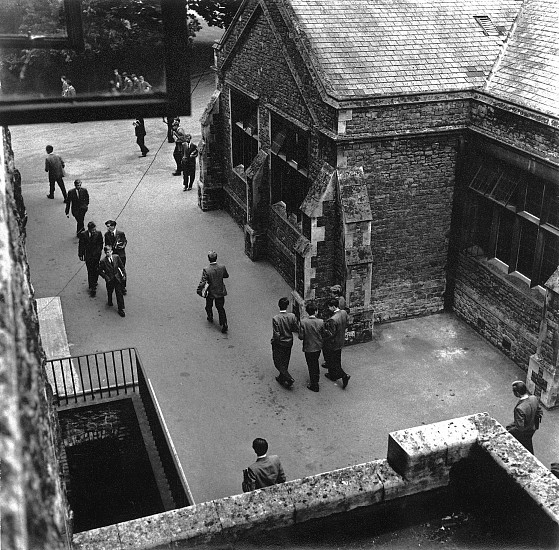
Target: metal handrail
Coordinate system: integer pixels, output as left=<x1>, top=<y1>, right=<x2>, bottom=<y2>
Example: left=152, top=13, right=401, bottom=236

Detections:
left=46, top=348, right=192, bottom=507
left=47, top=348, right=138, bottom=405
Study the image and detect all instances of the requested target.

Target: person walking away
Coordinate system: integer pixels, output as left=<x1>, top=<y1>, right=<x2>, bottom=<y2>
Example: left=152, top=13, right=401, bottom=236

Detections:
left=197, top=251, right=229, bottom=333
left=133, top=117, right=149, bottom=156
left=322, top=298, right=351, bottom=389
left=243, top=438, right=286, bottom=492
left=45, top=145, right=68, bottom=201
left=79, top=221, right=103, bottom=297
left=98, top=245, right=126, bottom=317
left=104, top=220, right=127, bottom=294
left=298, top=301, right=324, bottom=392
left=65, top=179, right=89, bottom=236
left=506, top=380, right=543, bottom=454
left=271, top=297, right=299, bottom=389
left=181, top=133, right=198, bottom=190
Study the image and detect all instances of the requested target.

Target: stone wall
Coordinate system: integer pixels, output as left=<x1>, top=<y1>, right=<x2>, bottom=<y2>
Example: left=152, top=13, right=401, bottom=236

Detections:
left=73, top=412, right=559, bottom=549
left=267, top=204, right=299, bottom=288
left=345, top=133, right=458, bottom=322
left=451, top=98, right=559, bottom=372
left=470, top=95, right=559, bottom=164
left=341, top=97, right=469, bottom=137
left=1, top=128, right=71, bottom=549
left=454, top=254, right=542, bottom=370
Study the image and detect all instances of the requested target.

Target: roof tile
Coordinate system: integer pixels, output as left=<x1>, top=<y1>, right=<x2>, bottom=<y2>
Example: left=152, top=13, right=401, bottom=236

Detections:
left=287, top=0, right=521, bottom=99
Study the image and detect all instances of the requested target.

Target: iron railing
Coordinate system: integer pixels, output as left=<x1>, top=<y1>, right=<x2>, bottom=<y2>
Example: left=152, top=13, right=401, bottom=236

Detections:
left=47, top=348, right=137, bottom=406
left=46, top=348, right=193, bottom=508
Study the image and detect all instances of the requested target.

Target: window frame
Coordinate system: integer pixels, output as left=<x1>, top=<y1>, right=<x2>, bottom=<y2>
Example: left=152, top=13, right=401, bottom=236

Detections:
left=269, top=111, right=310, bottom=218
left=229, top=88, right=259, bottom=171
left=464, top=153, right=559, bottom=288
left=0, top=0, right=190, bottom=125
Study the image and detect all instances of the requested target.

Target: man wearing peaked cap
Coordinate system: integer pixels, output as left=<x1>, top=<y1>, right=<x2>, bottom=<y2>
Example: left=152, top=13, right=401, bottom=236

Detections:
left=104, top=220, right=128, bottom=294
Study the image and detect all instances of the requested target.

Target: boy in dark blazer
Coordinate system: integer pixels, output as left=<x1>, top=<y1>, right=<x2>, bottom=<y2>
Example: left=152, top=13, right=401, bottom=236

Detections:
left=322, top=298, right=351, bottom=389
left=181, top=133, right=198, bottom=190
left=197, top=251, right=229, bottom=333
left=78, top=221, right=103, bottom=296
left=271, top=297, right=299, bottom=388
left=98, top=245, right=126, bottom=317
left=65, top=179, right=89, bottom=235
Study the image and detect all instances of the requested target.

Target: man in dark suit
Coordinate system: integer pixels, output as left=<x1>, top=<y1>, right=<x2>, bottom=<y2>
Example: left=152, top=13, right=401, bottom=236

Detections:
left=245, top=438, right=286, bottom=490
left=104, top=220, right=127, bottom=265
left=78, top=221, right=103, bottom=296
left=65, top=179, right=89, bottom=236
left=171, top=119, right=185, bottom=175
left=44, top=145, right=67, bottom=201
left=181, top=133, right=198, bottom=190
left=322, top=298, right=351, bottom=389
left=98, top=245, right=126, bottom=317
left=506, top=380, right=543, bottom=454
left=197, top=251, right=229, bottom=333
left=271, top=297, right=299, bottom=388
left=104, top=220, right=128, bottom=294
left=133, top=117, right=149, bottom=156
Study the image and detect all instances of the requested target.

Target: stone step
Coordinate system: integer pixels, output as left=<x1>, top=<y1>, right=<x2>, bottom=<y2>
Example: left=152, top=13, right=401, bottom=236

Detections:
left=131, top=393, right=176, bottom=511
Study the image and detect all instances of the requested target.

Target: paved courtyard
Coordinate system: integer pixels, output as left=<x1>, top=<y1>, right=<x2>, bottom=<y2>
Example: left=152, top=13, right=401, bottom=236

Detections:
left=10, top=72, right=559, bottom=504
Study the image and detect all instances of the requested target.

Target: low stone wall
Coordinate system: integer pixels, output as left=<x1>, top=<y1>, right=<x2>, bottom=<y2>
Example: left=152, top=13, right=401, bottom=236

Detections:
left=72, top=412, right=559, bottom=549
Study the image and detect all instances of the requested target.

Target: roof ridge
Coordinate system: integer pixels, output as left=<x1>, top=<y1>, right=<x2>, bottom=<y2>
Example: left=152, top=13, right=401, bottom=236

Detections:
left=483, top=0, right=526, bottom=91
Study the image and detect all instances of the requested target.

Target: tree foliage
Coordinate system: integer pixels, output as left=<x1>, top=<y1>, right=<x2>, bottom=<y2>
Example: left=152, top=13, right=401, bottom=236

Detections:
left=189, top=0, right=242, bottom=29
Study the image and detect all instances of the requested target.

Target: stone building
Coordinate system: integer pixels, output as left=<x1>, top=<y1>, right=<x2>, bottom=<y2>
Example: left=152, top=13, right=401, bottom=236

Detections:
left=200, top=0, right=559, bottom=398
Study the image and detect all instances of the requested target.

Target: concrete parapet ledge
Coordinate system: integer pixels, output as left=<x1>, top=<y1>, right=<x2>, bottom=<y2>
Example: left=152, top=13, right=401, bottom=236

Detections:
left=478, top=427, right=559, bottom=525
left=387, top=413, right=483, bottom=483
left=73, top=412, right=559, bottom=549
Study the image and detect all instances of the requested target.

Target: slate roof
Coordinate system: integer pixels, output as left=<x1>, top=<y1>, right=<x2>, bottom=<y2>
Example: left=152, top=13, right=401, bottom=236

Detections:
left=485, top=0, right=559, bottom=118
left=285, top=0, right=522, bottom=100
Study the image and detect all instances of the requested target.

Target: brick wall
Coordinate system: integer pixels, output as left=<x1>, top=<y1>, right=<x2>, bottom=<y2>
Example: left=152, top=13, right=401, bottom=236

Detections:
left=346, top=134, right=458, bottom=321
left=470, top=97, right=559, bottom=163
left=453, top=253, right=542, bottom=369
left=223, top=188, right=247, bottom=230
left=267, top=206, right=300, bottom=287
left=344, top=98, right=469, bottom=137
left=1, top=128, right=70, bottom=549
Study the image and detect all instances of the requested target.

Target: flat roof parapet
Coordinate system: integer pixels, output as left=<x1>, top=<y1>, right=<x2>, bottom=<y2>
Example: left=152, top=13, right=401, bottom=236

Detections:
left=73, top=413, right=559, bottom=549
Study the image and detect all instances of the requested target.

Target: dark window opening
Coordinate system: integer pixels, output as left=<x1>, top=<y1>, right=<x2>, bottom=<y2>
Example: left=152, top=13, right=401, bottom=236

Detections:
left=515, top=220, right=538, bottom=278
left=468, top=158, right=520, bottom=207
left=543, top=183, right=559, bottom=228
left=230, top=89, right=259, bottom=171
left=520, top=176, right=544, bottom=219
left=463, top=194, right=493, bottom=256
left=538, top=231, right=559, bottom=286
left=270, top=113, right=309, bottom=216
left=462, top=152, right=559, bottom=288
left=495, top=208, right=515, bottom=265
